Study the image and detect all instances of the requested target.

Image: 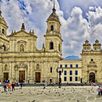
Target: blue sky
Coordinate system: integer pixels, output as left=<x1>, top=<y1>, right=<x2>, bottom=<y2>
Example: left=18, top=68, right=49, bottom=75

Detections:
left=58, top=0, right=101, bottom=19
left=0, top=0, right=102, bottom=57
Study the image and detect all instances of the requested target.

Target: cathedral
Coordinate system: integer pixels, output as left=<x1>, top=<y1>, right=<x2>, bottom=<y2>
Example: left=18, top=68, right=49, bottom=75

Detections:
left=0, top=6, right=102, bottom=84
left=0, top=7, right=62, bottom=84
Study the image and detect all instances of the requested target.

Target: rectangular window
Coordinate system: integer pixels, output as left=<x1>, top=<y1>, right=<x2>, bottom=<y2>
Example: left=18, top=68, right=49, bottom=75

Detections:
left=76, top=64, right=78, bottom=68
left=50, top=67, right=52, bottom=73
left=75, top=70, right=78, bottom=75
left=75, top=77, right=78, bottom=81
left=64, top=77, right=67, bottom=81
left=64, top=71, right=67, bottom=75
left=70, top=77, right=72, bottom=81
left=60, top=64, right=62, bottom=68
left=70, top=64, right=73, bottom=68
left=65, top=64, right=67, bottom=68
left=70, top=70, right=72, bottom=75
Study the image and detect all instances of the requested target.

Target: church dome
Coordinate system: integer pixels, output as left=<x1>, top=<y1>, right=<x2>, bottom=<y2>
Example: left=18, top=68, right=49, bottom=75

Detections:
left=83, top=40, right=91, bottom=46
left=47, top=8, right=60, bottom=23
left=95, top=39, right=99, bottom=44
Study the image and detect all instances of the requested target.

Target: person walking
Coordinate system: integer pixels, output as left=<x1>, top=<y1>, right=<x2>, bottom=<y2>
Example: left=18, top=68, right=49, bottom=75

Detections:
left=7, top=82, right=11, bottom=92
left=100, top=87, right=102, bottom=95
left=97, top=86, right=101, bottom=96
left=3, top=83, right=7, bottom=92
left=20, top=82, right=23, bottom=89
left=11, top=82, right=15, bottom=91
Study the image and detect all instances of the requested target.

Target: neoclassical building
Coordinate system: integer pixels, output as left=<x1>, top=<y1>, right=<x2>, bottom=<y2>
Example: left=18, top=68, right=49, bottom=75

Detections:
left=0, top=7, right=102, bottom=84
left=59, top=59, right=82, bottom=84
left=59, top=40, right=102, bottom=84
left=0, top=8, right=62, bottom=84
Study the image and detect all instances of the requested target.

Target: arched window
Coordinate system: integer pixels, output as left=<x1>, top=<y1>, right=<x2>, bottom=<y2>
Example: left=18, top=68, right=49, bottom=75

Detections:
left=4, top=64, right=7, bottom=71
left=2, top=29, right=5, bottom=34
left=36, top=64, right=39, bottom=69
left=20, top=44, right=24, bottom=52
left=2, top=44, right=6, bottom=51
left=50, top=79, right=52, bottom=83
left=49, top=42, right=54, bottom=50
left=51, top=25, right=54, bottom=31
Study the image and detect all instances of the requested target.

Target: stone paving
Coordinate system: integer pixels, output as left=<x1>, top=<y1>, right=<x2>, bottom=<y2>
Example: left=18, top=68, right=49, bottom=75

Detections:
left=0, top=86, right=102, bottom=102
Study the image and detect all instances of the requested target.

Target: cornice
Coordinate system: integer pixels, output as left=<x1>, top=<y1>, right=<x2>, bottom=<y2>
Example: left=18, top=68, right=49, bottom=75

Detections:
left=44, top=34, right=63, bottom=41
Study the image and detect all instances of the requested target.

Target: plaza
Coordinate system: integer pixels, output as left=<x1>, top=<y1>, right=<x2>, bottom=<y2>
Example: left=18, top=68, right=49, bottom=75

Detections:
left=0, top=85, right=102, bottom=102
left=0, top=0, right=102, bottom=85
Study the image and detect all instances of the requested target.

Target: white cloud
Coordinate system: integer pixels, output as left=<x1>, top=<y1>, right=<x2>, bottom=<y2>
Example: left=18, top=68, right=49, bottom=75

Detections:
left=61, top=7, right=90, bottom=57
left=87, top=7, right=102, bottom=43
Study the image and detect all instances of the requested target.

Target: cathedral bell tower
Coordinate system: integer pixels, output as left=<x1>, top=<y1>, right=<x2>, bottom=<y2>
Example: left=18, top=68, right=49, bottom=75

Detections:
left=44, top=6, right=62, bottom=55
left=0, top=10, right=8, bottom=35
left=82, top=40, right=91, bottom=52
left=93, top=40, right=101, bottom=51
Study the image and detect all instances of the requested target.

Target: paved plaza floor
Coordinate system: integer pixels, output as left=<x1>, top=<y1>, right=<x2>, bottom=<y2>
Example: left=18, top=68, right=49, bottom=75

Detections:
left=0, top=86, right=102, bottom=102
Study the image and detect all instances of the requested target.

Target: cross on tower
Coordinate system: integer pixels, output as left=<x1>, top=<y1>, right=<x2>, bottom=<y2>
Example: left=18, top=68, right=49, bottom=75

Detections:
left=50, top=0, right=56, bottom=12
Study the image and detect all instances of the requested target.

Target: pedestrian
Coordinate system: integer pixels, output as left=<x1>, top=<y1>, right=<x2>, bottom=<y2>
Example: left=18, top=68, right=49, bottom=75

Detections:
left=0, top=80, right=1, bottom=86
left=43, top=80, right=45, bottom=89
left=97, top=86, right=101, bottom=96
left=7, top=82, right=11, bottom=91
left=100, top=87, right=102, bottom=95
left=3, top=83, right=7, bottom=92
left=11, top=82, right=15, bottom=91
left=20, top=82, right=23, bottom=89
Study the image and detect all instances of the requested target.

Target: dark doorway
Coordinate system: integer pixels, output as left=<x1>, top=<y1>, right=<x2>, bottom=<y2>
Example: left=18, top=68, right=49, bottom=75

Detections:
left=89, top=72, right=95, bottom=83
left=19, top=70, right=25, bottom=83
left=3, top=72, right=9, bottom=81
left=35, top=72, right=41, bottom=83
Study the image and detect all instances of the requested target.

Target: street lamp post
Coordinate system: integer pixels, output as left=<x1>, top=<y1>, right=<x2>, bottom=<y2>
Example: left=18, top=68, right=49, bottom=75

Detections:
left=56, top=67, right=63, bottom=88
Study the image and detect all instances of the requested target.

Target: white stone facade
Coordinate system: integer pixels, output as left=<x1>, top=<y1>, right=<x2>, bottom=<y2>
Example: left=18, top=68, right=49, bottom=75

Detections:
left=0, top=8, right=102, bottom=84
left=59, top=59, right=82, bottom=83
left=0, top=8, right=62, bottom=84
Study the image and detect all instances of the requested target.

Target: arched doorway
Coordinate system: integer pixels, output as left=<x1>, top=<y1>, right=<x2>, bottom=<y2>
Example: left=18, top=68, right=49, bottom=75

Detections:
left=89, top=72, right=95, bottom=83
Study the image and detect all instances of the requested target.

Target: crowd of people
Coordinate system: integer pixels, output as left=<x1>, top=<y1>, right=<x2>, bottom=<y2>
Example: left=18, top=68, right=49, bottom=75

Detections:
left=3, top=80, right=15, bottom=92
left=1, top=80, right=102, bottom=97
left=2, top=80, right=23, bottom=92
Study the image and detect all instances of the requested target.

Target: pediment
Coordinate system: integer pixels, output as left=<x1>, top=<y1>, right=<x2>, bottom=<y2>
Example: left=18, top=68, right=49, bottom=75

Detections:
left=9, top=30, right=36, bottom=38
left=87, top=60, right=97, bottom=67
left=13, top=31, right=32, bottom=37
